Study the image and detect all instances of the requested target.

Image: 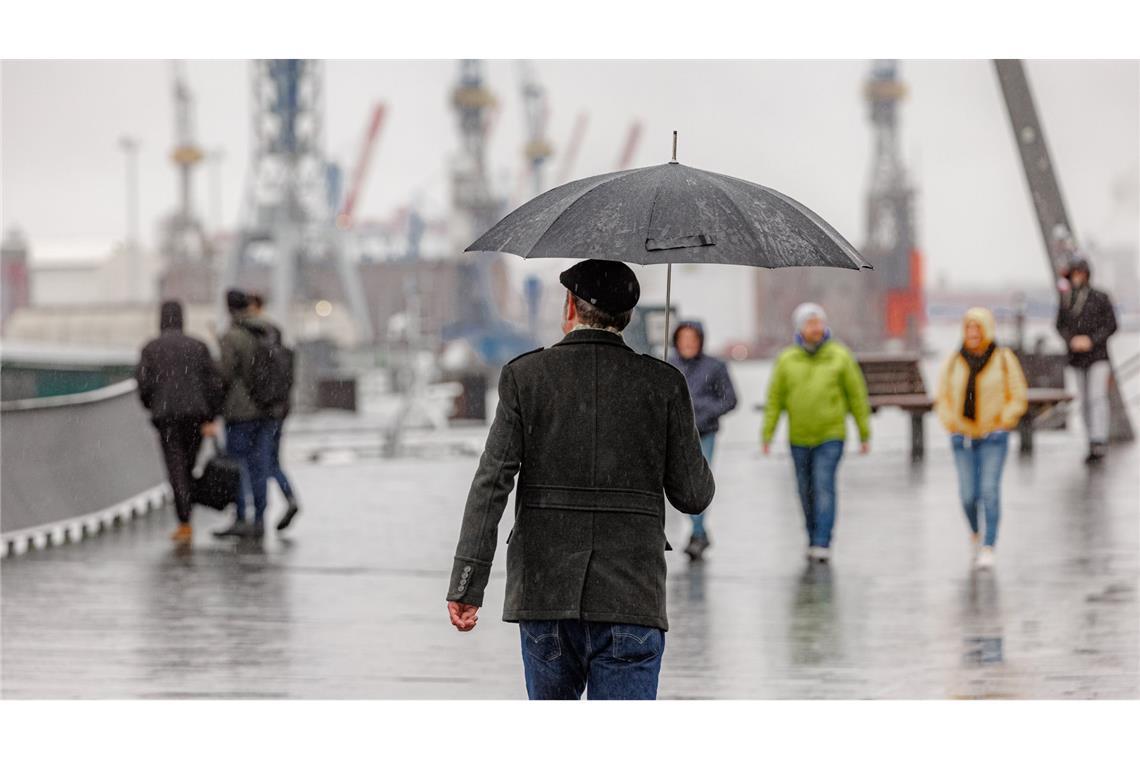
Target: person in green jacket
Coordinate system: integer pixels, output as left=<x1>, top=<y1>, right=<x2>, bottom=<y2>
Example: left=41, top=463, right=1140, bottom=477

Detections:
left=762, top=303, right=871, bottom=563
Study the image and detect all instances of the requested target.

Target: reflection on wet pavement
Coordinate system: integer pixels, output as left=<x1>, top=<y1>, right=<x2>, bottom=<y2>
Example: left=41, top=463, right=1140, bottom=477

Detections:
left=2, top=397, right=1137, bottom=699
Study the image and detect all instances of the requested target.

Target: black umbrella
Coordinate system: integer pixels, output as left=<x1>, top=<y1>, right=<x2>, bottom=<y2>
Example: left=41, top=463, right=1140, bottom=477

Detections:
left=467, top=133, right=871, bottom=359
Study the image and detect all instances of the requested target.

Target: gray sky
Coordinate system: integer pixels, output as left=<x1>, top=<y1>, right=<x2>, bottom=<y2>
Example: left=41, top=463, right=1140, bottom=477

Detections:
left=3, top=59, right=1138, bottom=294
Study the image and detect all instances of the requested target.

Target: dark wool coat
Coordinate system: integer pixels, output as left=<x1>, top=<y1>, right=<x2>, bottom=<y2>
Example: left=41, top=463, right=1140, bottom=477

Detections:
left=1055, top=286, right=1117, bottom=369
left=445, top=328, right=715, bottom=631
left=136, top=329, right=224, bottom=425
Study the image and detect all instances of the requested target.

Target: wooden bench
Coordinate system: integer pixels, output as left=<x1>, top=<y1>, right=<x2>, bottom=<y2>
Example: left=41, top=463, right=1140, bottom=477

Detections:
left=859, top=353, right=932, bottom=462
left=754, top=352, right=1074, bottom=461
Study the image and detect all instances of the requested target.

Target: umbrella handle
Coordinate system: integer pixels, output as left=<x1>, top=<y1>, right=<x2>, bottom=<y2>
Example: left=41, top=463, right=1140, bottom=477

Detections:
left=662, top=262, right=672, bottom=362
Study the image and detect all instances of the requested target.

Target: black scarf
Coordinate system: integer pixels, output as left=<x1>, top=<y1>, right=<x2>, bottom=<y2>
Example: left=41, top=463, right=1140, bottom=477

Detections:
left=960, top=342, right=997, bottom=421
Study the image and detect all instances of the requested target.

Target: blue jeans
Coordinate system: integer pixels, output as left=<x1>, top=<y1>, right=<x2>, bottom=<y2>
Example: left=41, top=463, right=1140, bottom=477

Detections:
left=268, top=419, right=295, bottom=502
left=225, top=418, right=276, bottom=524
left=690, top=433, right=717, bottom=538
left=790, top=440, right=845, bottom=549
left=519, top=619, right=664, bottom=700
left=951, top=431, right=1009, bottom=547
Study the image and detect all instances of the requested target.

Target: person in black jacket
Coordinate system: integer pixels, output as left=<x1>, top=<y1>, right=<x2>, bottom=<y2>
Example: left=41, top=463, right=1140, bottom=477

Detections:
left=668, top=320, right=737, bottom=561
left=1056, top=257, right=1118, bottom=463
left=135, top=301, right=224, bottom=544
left=248, top=292, right=301, bottom=531
left=445, top=259, right=715, bottom=700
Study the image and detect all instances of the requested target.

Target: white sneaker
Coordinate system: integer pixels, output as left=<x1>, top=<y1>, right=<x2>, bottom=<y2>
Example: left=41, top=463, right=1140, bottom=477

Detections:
left=807, top=546, right=831, bottom=563
left=975, top=546, right=995, bottom=569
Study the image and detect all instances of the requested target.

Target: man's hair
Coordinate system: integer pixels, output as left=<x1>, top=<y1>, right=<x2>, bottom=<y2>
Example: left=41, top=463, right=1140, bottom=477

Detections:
left=572, top=294, right=633, bottom=332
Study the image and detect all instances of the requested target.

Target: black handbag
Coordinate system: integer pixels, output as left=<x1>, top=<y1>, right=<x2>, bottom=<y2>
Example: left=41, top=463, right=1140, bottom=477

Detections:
left=191, top=438, right=241, bottom=511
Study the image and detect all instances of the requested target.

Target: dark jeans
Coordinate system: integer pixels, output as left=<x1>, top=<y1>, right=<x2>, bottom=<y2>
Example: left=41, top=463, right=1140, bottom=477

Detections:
left=790, top=439, right=845, bottom=549
left=519, top=619, right=664, bottom=700
left=156, top=420, right=203, bottom=524
left=268, top=418, right=295, bottom=502
left=951, top=431, right=1010, bottom=547
left=225, top=418, right=275, bottom=524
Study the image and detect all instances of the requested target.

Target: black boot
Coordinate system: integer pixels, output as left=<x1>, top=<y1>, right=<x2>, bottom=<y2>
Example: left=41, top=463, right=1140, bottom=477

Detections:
left=212, top=519, right=248, bottom=539
left=276, top=500, right=300, bottom=531
left=1085, top=443, right=1107, bottom=464
left=244, top=521, right=265, bottom=540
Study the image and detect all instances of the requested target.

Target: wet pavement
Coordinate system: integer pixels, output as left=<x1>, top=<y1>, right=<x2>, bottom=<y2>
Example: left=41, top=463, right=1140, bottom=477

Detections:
left=2, top=362, right=1137, bottom=699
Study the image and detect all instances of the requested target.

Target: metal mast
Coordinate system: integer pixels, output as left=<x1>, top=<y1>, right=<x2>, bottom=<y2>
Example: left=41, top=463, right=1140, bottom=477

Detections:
left=450, top=59, right=502, bottom=325
left=162, top=63, right=212, bottom=265
left=219, top=59, right=374, bottom=343
left=518, top=60, right=553, bottom=198
left=863, top=59, right=922, bottom=349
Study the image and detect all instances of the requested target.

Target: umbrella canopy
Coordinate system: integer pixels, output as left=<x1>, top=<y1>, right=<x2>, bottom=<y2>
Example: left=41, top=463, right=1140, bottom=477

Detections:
left=466, top=161, right=871, bottom=271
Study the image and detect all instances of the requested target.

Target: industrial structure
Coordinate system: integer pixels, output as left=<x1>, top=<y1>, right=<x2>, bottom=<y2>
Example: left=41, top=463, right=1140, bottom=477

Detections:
left=156, top=63, right=214, bottom=304
left=753, top=59, right=924, bottom=354
left=994, top=59, right=1133, bottom=441
left=217, top=60, right=374, bottom=344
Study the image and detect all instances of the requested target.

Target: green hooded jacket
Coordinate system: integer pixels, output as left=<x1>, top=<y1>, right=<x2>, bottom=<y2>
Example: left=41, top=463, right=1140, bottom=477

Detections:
left=762, top=339, right=872, bottom=447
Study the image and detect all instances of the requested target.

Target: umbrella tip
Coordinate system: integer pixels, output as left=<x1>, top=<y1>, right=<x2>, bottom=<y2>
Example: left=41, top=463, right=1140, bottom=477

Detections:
left=671, top=130, right=678, bottom=163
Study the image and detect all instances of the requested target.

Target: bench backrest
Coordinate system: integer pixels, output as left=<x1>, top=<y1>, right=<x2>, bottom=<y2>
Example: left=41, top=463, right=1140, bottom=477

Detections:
left=856, top=353, right=927, bottom=397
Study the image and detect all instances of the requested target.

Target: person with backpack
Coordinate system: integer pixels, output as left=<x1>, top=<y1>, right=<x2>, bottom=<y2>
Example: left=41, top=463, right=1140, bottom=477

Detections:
left=213, top=289, right=285, bottom=539
left=248, top=292, right=301, bottom=531
left=934, top=307, right=1028, bottom=570
left=135, top=301, right=225, bottom=544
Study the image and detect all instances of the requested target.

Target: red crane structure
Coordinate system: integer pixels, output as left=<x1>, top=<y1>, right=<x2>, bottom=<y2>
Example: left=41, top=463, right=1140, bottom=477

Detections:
left=616, top=120, right=643, bottom=170
left=337, top=103, right=388, bottom=228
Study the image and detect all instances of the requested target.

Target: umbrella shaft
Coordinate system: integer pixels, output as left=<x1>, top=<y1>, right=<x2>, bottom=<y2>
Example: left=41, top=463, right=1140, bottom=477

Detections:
left=663, top=263, right=672, bottom=361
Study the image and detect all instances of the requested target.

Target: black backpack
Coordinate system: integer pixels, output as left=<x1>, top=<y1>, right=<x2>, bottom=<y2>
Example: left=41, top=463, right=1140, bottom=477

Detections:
left=243, top=324, right=295, bottom=411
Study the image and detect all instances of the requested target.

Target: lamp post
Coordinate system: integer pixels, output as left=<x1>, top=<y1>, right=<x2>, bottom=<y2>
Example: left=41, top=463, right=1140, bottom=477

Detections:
left=118, top=135, right=141, bottom=302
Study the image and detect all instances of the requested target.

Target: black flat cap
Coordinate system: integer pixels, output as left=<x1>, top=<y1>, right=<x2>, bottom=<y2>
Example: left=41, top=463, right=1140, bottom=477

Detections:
left=559, top=259, right=640, bottom=313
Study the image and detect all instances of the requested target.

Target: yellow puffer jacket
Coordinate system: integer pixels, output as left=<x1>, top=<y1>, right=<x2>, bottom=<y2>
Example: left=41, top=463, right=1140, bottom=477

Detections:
left=935, top=307, right=1029, bottom=438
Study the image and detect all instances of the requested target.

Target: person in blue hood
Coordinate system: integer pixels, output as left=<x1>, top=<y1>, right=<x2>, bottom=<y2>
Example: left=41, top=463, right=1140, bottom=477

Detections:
left=669, top=320, right=738, bottom=560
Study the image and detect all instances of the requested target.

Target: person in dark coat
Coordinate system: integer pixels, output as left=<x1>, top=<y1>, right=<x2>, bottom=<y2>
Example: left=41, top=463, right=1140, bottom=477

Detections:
left=135, top=301, right=224, bottom=544
left=213, top=289, right=277, bottom=539
left=1055, top=257, right=1118, bottom=463
left=248, top=292, right=301, bottom=531
left=668, top=320, right=737, bottom=561
left=445, top=259, right=715, bottom=700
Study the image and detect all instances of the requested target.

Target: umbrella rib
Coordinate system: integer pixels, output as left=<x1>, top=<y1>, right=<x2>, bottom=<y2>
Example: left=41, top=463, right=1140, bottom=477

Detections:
left=705, top=169, right=869, bottom=268
left=523, top=169, right=642, bottom=260
left=694, top=171, right=767, bottom=255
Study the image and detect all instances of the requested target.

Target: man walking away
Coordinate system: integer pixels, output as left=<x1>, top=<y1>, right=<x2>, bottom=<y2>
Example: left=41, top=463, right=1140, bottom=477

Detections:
left=445, top=259, right=715, bottom=700
left=135, top=301, right=224, bottom=544
left=213, top=289, right=278, bottom=539
left=668, top=320, right=737, bottom=561
left=1056, top=257, right=1118, bottom=464
left=247, top=292, right=301, bottom=531
left=762, top=303, right=871, bottom=563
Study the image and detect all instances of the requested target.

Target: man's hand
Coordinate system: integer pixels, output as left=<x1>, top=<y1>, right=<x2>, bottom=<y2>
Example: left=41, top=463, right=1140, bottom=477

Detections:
left=448, top=601, right=480, bottom=632
left=200, top=421, right=219, bottom=437
left=1070, top=335, right=1093, bottom=353
left=860, top=441, right=871, bottom=455
left=761, top=441, right=771, bottom=456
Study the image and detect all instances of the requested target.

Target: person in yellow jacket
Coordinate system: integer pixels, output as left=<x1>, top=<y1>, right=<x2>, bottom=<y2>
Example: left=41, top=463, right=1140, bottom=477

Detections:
left=934, top=307, right=1028, bottom=569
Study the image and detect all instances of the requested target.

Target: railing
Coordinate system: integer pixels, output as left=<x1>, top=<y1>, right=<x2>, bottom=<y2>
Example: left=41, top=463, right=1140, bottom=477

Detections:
left=0, top=379, right=170, bottom=558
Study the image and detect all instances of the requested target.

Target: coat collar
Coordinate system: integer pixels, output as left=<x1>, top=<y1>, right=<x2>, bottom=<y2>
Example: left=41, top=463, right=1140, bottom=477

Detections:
left=553, top=328, right=632, bottom=351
